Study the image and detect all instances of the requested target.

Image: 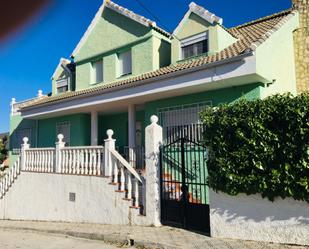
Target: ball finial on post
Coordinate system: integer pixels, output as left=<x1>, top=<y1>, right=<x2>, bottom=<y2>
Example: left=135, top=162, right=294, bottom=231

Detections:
left=106, top=129, right=114, bottom=139
left=57, top=134, right=64, bottom=143
left=23, top=137, right=29, bottom=145
left=150, top=115, right=159, bottom=124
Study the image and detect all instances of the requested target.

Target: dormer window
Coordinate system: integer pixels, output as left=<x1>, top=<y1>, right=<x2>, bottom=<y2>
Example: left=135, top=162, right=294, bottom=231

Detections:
left=181, top=32, right=208, bottom=59
left=118, top=50, right=132, bottom=77
left=56, top=78, right=69, bottom=93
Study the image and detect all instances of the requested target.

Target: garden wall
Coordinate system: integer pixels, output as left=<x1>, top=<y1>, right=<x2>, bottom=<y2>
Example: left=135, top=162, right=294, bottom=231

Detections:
left=210, top=189, right=309, bottom=245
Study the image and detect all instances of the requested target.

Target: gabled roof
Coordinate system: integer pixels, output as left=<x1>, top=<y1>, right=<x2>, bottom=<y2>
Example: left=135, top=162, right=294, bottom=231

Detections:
left=71, top=0, right=170, bottom=58
left=173, top=2, right=223, bottom=35
left=21, top=9, right=296, bottom=110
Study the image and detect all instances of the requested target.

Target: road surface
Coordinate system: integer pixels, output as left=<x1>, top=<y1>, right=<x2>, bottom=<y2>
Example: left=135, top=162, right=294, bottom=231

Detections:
left=0, top=229, right=125, bottom=249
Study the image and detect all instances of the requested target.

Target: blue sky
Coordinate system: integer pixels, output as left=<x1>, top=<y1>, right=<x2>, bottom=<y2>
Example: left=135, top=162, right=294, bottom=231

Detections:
left=0, top=0, right=291, bottom=132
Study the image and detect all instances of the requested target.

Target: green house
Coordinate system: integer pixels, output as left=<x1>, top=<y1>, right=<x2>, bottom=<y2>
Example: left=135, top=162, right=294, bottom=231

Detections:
left=9, top=1, right=300, bottom=164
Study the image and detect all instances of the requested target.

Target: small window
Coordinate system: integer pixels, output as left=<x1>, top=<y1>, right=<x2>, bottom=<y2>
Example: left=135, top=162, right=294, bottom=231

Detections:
left=91, top=60, right=103, bottom=84
left=56, top=78, right=69, bottom=94
left=182, top=40, right=207, bottom=59
left=118, top=50, right=132, bottom=77
left=181, top=32, right=208, bottom=60
left=56, top=122, right=70, bottom=146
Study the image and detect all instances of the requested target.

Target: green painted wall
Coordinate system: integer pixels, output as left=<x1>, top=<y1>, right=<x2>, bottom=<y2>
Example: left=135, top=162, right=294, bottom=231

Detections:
left=216, top=25, right=237, bottom=52
left=73, top=7, right=171, bottom=91
left=145, top=84, right=261, bottom=125
left=9, top=114, right=37, bottom=165
left=37, top=114, right=91, bottom=147
left=172, top=13, right=236, bottom=63
left=256, top=13, right=299, bottom=98
left=75, top=8, right=151, bottom=62
left=98, top=111, right=145, bottom=152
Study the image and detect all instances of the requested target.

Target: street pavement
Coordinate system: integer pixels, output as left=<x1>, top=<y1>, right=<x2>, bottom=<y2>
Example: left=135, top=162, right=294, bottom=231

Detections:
left=0, top=220, right=307, bottom=249
left=0, top=229, right=127, bottom=249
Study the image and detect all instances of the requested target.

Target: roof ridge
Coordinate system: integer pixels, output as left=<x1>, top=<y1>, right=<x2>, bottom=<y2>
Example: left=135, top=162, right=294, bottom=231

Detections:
left=229, top=8, right=292, bottom=30
left=189, top=2, right=223, bottom=25
left=106, top=0, right=171, bottom=37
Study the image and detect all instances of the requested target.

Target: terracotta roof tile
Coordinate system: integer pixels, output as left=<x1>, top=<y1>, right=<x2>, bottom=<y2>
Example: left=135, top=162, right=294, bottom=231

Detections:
left=21, top=9, right=295, bottom=110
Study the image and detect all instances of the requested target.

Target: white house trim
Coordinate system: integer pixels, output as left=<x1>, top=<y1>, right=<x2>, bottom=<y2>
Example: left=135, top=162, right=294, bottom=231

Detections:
left=173, top=2, right=223, bottom=36
left=51, top=58, right=71, bottom=80
left=21, top=54, right=268, bottom=119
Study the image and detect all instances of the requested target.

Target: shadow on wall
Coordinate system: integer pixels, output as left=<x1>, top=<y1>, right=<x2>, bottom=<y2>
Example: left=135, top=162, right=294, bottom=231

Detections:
left=211, top=191, right=309, bottom=225
left=103, top=8, right=150, bottom=38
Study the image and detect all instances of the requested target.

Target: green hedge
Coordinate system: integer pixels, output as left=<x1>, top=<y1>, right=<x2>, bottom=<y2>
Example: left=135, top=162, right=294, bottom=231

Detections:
left=200, top=93, right=309, bottom=202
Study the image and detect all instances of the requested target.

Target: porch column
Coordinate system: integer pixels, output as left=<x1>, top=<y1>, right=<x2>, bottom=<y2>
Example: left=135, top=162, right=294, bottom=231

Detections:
left=128, top=104, right=136, bottom=166
left=91, top=110, right=98, bottom=146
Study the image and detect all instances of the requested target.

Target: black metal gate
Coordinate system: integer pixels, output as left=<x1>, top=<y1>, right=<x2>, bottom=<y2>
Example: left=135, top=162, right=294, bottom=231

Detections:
left=160, top=137, right=210, bottom=234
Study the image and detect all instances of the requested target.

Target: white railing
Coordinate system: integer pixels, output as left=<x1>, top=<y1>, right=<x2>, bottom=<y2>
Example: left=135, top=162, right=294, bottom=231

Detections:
left=0, top=158, right=20, bottom=198
left=11, top=90, right=45, bottom=116
left=25, top=148, right=55, bottom=172
left=20, top=136, right=104, bottom=176
left=110, top=149, right=142, bottom=208
left=59, top=146, right=103, bottom=175
left=20, top=130, right=144, bottom=208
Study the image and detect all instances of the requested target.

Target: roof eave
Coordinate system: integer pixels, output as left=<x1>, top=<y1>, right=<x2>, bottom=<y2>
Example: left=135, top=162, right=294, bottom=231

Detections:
left=21, top=51, right=255, bottom=112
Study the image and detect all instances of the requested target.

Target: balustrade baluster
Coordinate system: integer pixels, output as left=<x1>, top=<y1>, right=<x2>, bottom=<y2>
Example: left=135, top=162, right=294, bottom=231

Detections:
left=68, top=150, right=72, bottom=174
left=60, top=150, right=64, bottom=173
left=134, top=178, right=139, bottom=207
left=92, top=150, right=97, bottom=175
left=40, top=151, right=43, bottom=171
left=72, top=150, right=76, bottom=174
left=28, top=151, right=34, bottom=171
left=97, top=149, right=101, bottom=175
left=80, top=150, right=84, bottom=174
left=48, top=151, right=52, bottom=172
left=89, top=150, right=93, bottom=175
left=65, top=150, right=69, bottom=174
left=120, top=166, right=125, bottom=191
left=113, top=158, right=118, bottom=184
left=84, top=149, right=89, bottom=174
left=127, top=173, right=132, bottom=199
left=45, top=151, right=48, bottom=172
left=76, top=150, right=80, bottom=174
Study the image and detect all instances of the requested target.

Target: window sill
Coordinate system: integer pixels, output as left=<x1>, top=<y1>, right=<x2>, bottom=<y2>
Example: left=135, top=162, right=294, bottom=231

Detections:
left=177, top=52, right=209, bottom=63
left=117, top=73, right=132, bottom=79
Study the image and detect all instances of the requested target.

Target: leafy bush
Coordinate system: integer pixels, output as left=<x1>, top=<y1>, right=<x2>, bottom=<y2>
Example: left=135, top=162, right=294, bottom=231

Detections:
left=0, top=136, right=8, bottom=164
left=200, top=93, right=309, bottom=202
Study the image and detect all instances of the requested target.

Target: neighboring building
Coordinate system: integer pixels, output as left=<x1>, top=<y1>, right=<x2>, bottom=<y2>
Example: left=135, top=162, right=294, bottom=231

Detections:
left=9, top=0, right=306, bottom=163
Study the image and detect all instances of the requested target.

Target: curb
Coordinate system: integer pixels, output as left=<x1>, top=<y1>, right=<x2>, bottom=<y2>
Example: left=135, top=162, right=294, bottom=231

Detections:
left=0, top=225, right=178, bottom=249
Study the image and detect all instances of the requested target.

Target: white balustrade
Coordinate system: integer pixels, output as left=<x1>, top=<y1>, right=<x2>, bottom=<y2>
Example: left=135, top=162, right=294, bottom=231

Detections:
left=110, top=147, right=143, bottom=208
left=0, top=158, right=20, bottom=198
left=24, top=148, right=55, bottom=172
left=59, top=146, right=103, bottom=175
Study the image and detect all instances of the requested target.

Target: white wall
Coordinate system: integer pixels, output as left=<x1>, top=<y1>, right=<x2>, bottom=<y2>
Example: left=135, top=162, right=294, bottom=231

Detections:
left=210, top=189, right=309, bottom=246
left=0, top=172, right=148, bottom=226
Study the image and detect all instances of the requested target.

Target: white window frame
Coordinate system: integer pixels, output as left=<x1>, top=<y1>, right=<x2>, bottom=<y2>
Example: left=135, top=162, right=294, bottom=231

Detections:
left=56, top=121, right=71, bottom=146
left=180, top=32, right=208, bottom=60
left=91, top=59, right=104, bottom=84
left=118, top=50, right=132, bottom=77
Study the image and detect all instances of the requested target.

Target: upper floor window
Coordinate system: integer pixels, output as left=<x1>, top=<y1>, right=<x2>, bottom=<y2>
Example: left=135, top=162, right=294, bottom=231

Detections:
left=118, top=50, right=132, bottom=77
left=56, top=78, right=69, bottom=94
left=91, top=60, right=103, bottom=84
left=181, top=32, right=208, bottom=60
